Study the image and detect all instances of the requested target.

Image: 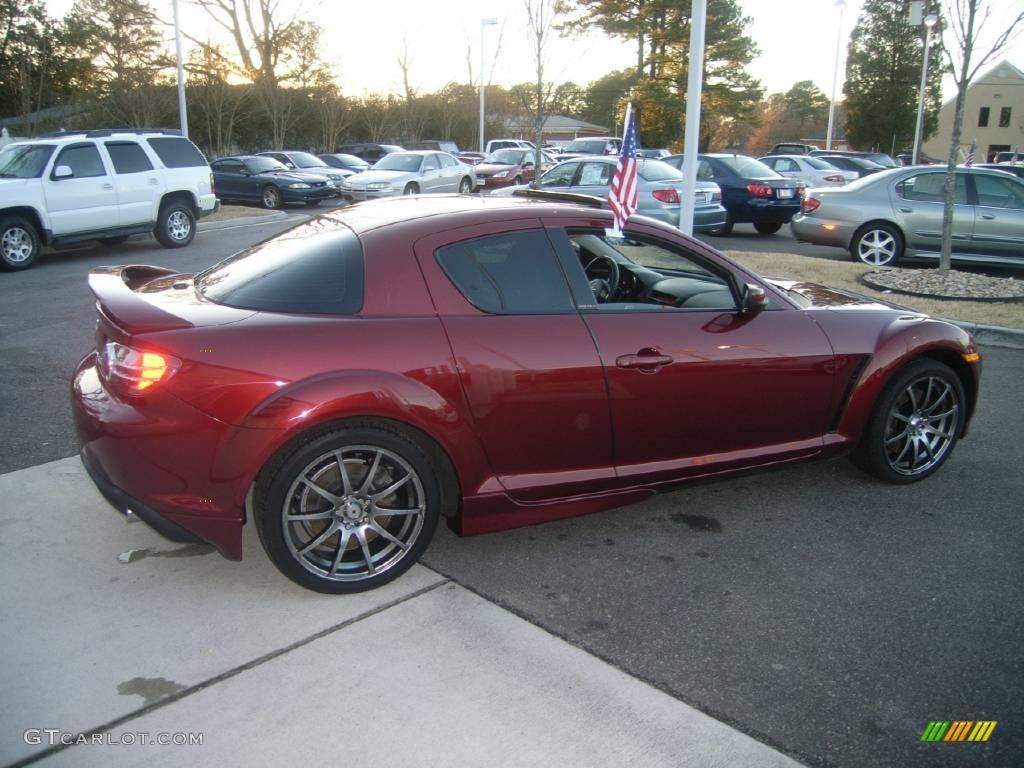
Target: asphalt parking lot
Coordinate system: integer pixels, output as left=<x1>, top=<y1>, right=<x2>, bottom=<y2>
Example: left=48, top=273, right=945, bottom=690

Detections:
left=1, top=214, right=1021, bottom=767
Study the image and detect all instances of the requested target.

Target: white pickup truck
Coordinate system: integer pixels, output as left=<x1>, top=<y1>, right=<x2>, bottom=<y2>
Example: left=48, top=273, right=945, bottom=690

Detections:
left=0, top=129, right=219, bottom=271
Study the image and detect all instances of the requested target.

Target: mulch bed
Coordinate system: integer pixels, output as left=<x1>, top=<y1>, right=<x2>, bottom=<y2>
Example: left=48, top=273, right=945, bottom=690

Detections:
left=859, top=268, right=1024, bottom=303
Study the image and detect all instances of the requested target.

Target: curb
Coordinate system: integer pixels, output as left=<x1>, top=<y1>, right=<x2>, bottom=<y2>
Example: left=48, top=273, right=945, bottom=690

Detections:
left=946, top=319, right=1024, bottom=350
left=198, top=211, right=290, bottom=231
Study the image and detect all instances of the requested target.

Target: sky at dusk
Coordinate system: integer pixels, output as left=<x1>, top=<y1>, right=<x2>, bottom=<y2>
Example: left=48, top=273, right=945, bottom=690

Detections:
left=43, top=0, right=1024, bottom=103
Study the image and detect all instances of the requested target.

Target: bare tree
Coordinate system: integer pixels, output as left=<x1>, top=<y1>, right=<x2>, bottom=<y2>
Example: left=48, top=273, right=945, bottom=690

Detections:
left=523, top=0, right=557, bottom=178
left=186, top=42, right=251, bottom=156
left=937, top=0, right=1024, bottom=272
left=397, top=41, right=428, bottom=141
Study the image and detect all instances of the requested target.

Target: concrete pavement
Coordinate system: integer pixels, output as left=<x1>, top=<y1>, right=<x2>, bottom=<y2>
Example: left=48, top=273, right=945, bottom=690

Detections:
left=0, top=458, right=804, bottom=768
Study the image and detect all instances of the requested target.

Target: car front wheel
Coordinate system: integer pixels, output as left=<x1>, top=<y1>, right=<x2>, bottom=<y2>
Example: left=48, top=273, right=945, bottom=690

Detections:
left=262, top=186, right=282, bottom=209
left=851, top=222, right=902, bottom=266
left=0, top=216, right=40, bottom=270
left=154, top=202, right=196, bottom=248
left=852, top=359, right=965, bottom=483
left=255, top=424, right=441, bottom=593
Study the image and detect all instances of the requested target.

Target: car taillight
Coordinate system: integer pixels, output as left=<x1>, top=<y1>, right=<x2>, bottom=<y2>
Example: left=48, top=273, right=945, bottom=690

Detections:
left=746, top=183, right=773, bottom=197
left=802, top=196, right=821, bottom=214
left=652, top=188, right=680, bottom=203
left=103, top=342, right=180, bottom=393
left=823, top=174, right=845, bottom=183
left=210, top=172, right=216, bottom=195
left=710, top=190, right=721, bottom=202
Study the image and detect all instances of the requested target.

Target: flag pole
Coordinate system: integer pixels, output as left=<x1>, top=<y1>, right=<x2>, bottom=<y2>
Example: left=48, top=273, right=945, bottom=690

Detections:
left=678, top=0, right=707, bottom=236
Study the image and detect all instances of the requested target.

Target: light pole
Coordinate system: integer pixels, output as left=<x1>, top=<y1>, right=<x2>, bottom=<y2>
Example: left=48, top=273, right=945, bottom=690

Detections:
left=825, top=0, right=846, bottom=151
left=678, top=0, right=707, bottom=236
left=172, top=0, right=188, bottom=137
left=912, top=13, right=938, bottom=164
left=479, top=17, right=498, bottom=153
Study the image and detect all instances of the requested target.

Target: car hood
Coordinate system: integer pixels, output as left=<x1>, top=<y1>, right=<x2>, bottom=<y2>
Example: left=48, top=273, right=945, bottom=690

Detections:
left=767, top=280, right=922, bottom=313
left=345, top=169, right=415, bottom=185
left=475, top=162, right=521, bottom=174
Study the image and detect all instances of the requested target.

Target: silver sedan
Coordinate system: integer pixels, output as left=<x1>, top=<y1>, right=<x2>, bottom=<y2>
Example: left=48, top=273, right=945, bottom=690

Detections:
left=341, top=151, right=476, bottom=201
left=790, top=166, right=1024, bottom=266
left=759, top=154, right=858, bottom=186
left=493, top=157, right=727, bottom=233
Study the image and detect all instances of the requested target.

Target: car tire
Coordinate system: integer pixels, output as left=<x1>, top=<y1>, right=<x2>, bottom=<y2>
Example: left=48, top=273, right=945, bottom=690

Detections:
left=99, top=235, right=130, bottom=246
left=154, top=202, right=196, bottom=248
left=513, top=175, right=523, bottom=186
left=710, top=215, right=733, bottom=236
left=852, top=359, right=965, bottom=484
left=754, top=222, right=782, bottom=235
left=254, top=423, right=441, bottom=594
left=0, top=216, right=41, bottom=270
left=262, top=186, right=282, bottom=209
left=851, top=222, right=903, bottom=266
left=459, top=177, right=473, bottom=194
left=404, top=183, right=419, bottom=195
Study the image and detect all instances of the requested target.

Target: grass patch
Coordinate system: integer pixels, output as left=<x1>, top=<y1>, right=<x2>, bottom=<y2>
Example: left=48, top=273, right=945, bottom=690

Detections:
left=203, top=204, right=280, bottom=222
left=726, top=250, right=1024, bottom=330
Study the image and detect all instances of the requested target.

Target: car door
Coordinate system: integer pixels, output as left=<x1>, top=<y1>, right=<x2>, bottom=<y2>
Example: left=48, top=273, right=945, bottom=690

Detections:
left=412, top=220, right=615, bottom=500
left=549, top=225, right=836, bottom=484
left=569, top=160, right=613, bottom=197
left=893, top=171, right=974, bottom=255
left=969, top=172, right=1024, bottom=263
left=212, top=159, right=251, bottom=202
left=537, top=161, right=580, bottom=191
left=438, top=153, right=461, bottom=190
left=102, top=140, right=162, bottom=226
left=42, top=141, right=119, bottom=235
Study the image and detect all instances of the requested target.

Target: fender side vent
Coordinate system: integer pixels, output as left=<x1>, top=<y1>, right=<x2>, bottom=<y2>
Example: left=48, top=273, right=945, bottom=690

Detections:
left=829, top=355, right=870, bottom=432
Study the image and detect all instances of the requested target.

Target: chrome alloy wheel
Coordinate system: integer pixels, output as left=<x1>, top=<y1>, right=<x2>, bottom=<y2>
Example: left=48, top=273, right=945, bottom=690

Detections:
left=856, top=228, right=898, bottom=265
left=1, top=226, right=34, bottom=263
left=883, top=375, right=959, bottom=476
left=282, top=445, right=426, bottom=582
left=166, top=210, right=192, bottom=242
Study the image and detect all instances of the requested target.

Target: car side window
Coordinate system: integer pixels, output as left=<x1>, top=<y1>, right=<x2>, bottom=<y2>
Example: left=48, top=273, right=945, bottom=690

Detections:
left=422, top=155, right=439, bottom=170
left=898, top=173, right=967, bottom=204
left=53, top=143, right=106, bottom=178
left=215, top=159, right=244, bottom=173
left=105, top=142, right=154, bottom=174
left=435, top=229, right=573, bottom=315
left=974, top=174, right=1024, bottom=209
left=697, top=160, right=715, bottom=179
left=541, top=162, right=578, bottom=187
left=439, top=154, right=457, bottom=168
left=577, top=162, right=613, bottom=186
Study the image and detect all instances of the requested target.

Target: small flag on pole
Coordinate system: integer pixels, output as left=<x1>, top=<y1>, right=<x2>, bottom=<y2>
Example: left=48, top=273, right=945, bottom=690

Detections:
left=608, top=102, right=639, bottom=235
left=965, top=139, right=976, bottom=167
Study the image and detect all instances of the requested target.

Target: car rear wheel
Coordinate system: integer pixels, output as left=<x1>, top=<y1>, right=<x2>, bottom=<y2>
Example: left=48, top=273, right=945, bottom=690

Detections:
left=154, top=202, right=195, bottom=248
left=255, top=425, right=441, bottom=593
left=851, top=222, right=902, bottom=266
left=754, top=222, right=782, bottom=235
left=404, top=183, right=419, bottom=195
left=0, top=216, right=40, bottom=270
left=262, top=186, right=282, bottom=209
left=459, top=177, right=473, bottom=193
left=852, top=360, right=965, bottom=484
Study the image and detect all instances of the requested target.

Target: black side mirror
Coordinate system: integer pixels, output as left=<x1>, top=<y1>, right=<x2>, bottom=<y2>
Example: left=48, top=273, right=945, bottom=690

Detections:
left=742, top=283, right=769, bottom=313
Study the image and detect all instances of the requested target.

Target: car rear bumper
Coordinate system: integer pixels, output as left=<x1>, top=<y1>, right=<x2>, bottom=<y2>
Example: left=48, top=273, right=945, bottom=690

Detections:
left=71, top=354, right=247, bottom=560
left=727, top=200, right=802, bottom=224
left=790, top=214, right=856, bottom=248
left=641, top=204, right=728, bottom=233
left=197, top=193, right=219, bottom=217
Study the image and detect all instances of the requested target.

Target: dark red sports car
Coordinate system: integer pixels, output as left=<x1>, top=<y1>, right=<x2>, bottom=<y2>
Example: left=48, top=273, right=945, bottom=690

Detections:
left=72, top=194, right=981, bottom=593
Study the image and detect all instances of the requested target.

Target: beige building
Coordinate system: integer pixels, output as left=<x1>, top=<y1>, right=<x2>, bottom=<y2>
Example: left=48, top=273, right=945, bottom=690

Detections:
left=923, top=60, right=1024, bottom=162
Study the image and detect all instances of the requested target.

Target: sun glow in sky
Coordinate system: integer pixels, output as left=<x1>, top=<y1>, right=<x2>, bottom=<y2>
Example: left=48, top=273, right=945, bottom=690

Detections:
left=44, top=0, right=1024, bottom=102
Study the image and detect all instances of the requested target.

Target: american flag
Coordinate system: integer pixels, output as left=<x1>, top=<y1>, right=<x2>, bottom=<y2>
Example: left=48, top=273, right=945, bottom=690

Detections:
left=965, top=139, right=976, bottom=167
left=608, top=102, right=639, bottom=234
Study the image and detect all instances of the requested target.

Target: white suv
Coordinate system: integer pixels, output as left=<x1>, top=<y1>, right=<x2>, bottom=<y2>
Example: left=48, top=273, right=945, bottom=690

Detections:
left=0, top=129, right=219, bottom=271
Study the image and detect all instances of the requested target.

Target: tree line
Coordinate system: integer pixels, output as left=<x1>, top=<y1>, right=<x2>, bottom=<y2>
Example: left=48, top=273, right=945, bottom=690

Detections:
left=0, top=0, right=952, bottom=159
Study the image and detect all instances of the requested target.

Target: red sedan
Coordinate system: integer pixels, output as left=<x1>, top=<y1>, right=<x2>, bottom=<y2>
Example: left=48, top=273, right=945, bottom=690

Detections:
left=473, top=148, right=544, bottom=189
left=72, top=194, right=981, bottom=593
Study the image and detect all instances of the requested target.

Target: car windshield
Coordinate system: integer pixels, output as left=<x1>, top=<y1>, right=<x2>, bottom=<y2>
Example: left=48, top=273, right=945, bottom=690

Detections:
left=716, top=156, right=779, bottom=177
left=247, top=156, right=289, bottom=173
left=290, top=152, right=328, bottom=168
left=804, top=157, right=835, bottom=170
left=0, top=144, right=55, bottom=178
left=373, top=154, right=423, bottom=171
left=565, top=139, right=607, bottom=153
left=486, top=149, right=527, bottom=165
left=637, top=159, right=682, bottom=182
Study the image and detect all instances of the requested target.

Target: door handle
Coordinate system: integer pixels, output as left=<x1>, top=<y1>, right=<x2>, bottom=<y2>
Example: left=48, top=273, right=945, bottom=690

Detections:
left=148, top=178, right=159, bottom=185
left=981, top=213, right=996, bottom=220
left=899, top=207, right=913, bottom=213
left=101, top=183, right=114, bottom=190
left=616, top=349, right=674, bottom=370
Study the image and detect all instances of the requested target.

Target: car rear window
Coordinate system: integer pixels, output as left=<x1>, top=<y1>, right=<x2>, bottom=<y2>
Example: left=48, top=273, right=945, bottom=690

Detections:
left=146, top=137, right=208, bottom=168
left=197, top=223, right=363, bottom=314
left=637, top=159, right=682, bottom=182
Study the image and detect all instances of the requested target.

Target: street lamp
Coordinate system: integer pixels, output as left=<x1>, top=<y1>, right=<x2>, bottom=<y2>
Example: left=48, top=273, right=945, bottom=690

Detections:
left=172, top=0, right=188, bottom=137
left=912, top=13, right=939, bottom=164
left=479, top=17, right=499, bottom=153
left=825, top=0, right=846, bottom=151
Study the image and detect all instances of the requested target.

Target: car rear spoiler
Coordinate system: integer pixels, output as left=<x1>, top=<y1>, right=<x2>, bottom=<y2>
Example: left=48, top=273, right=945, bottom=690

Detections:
left=511, top=189, right=606, bottom=207
left=88, top=265, right=194, bottom=334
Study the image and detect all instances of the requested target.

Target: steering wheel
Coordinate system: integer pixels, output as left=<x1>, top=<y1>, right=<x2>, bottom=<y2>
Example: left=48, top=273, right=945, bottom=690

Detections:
left=584, top=254, right=620, bottom=303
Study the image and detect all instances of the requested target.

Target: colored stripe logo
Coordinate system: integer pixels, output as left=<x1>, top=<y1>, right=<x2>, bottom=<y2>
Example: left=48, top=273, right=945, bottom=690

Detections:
left=920, top=721, right=997, bottom=742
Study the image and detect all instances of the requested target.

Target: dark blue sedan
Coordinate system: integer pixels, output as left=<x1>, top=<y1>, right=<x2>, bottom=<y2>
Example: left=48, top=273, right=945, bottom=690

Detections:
left=211, top=155, right=336, bottom=209
left=665, top=154, right=804, bottom=235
